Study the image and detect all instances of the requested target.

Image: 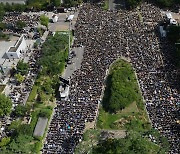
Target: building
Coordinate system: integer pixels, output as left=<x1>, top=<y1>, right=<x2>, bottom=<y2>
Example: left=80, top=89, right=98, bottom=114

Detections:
left=4, top=35, right=26, bottom=59
left=33, top=117, right=48, bottom=137
left=0, top=0, right=27, bottom=4
left=59, top=83, right=69, bottom=99
left=165, top=12, right=177, bottom=25
left=0, top=35, right=27, bottom=74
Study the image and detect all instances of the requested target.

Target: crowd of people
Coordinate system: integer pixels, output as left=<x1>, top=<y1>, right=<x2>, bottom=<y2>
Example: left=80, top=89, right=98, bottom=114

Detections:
left=2, top=12, right=39, bottom=34
left=0, top=48, right=41, bottom=139
left=43, top=2, right=180, bottom=154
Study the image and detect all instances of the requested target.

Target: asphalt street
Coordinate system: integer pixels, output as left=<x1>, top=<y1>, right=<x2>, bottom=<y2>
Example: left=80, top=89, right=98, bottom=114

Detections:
left=63, top=47, right=85, bottom=79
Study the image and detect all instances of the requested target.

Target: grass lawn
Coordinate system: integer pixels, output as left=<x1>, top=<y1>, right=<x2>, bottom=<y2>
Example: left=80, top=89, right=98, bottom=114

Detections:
left=97, top=101, right=143, bottom=130
left=97, top=59, right=150, bottom=131
left=75, top=129, right=101, bottom=154
left=27, top=85, right=38, bottom=102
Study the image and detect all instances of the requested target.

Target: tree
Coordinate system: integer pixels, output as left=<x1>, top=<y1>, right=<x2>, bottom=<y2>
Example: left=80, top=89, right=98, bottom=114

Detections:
left=39, top=108, right=52, bottom=119
left=15, top=73, right=25, bottom=83
left=0, top=94, right=12, bottom=116
left=14, top=105, right=29, bottom=117
left=92, top=131, right=164, bottom=154
left=8, top=120, right=21, bottom=131
left=16, top=60, right=29, bottom=75
left=40, top=15, right=49, bottom=29
left=103, top=60, right=138, bottom=112
left=37, top=91, right=46, bottom=103
left=126, top=0, right=142, bottom=9
left=155, top=0, right=174, bottom=7
left=51, top=0, right=61, bottom=7
left=0, top=22, right=6, bottom=30
left=16, top=20, right=26, bottom=29
left=0, top=137, right=11, bottom=147
left=0, top=4, right=5, bottom=21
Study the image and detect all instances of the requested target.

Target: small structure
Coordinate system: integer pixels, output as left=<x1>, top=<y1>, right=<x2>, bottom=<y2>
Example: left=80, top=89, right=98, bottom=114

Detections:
left=33, top=117, right=48, bottom=137
left=67, top=15, right=74, bottom=21
left=0, top=34, right=27, bottom=74
left=0, top=0, right=27, bottom=4
left=165, top=12, right=177, bottom=25
left=159, top=26, right=166, bottom=38
left=4, top=35, right=26, bottom=59
left=170, top=18, right=177, bottom=25
left=166, top=12, right=173, bottom=20
left=59, top=83, right=69, bottom=99
left=52, top=14, right=58, bottom=23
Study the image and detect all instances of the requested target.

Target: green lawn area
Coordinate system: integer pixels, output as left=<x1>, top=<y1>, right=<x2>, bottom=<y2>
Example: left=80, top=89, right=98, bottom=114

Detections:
left=76, top=59, right=169, bottom=153
left=27, top=85, right=38, bottom=102
left=97, top=101, right=141, bottom=130
left=103, top=0, right=109, bottom=10
left=97, top=59, right=150, bottom=131
left=75, top=129, right=101, bottom=154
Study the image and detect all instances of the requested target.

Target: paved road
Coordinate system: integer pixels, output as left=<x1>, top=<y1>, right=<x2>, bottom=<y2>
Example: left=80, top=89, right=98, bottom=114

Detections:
left=63, top=47, right=85, bottom=79
left=109, top=0, right=126, bottom=11
left=49, top=10, right=79, bottom=32
left=109, top=0, right=114, bottom=11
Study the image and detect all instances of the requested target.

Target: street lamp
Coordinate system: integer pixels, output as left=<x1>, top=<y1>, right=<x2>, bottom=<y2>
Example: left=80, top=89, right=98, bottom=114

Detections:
left=69, top=20, right=71, bottom=58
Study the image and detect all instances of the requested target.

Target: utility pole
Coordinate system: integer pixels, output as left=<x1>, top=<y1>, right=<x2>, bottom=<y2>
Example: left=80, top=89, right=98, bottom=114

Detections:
left=69, top=20, right=71, bottom=58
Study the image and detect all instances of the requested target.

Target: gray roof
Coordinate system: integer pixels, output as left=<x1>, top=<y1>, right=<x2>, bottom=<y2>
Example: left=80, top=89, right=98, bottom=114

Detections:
left=0, top=0, right=27, bottom=4
left=33, top=117, right=48, bottom=137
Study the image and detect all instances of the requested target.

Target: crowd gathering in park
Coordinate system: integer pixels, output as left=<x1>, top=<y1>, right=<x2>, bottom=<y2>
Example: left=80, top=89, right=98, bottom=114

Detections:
left=43, top=2, right=179, bottom=154
left=0, top=48, right=41, bottom=139
left=0, top=9, right=44, bottom=140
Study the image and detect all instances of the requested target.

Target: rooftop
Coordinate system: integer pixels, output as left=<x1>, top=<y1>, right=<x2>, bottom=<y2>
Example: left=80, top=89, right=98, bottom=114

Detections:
left=0, top=36, right=19, bottom=65
left=33, top=117, right=48, bottom=137
left=0, top=0, right=27, bottom=4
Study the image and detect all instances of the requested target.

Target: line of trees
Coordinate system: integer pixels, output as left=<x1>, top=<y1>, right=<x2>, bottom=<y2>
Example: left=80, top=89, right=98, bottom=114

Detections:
left=92, top=131, right=168, bottom=154
left=40, top=32, right=68, bottom=76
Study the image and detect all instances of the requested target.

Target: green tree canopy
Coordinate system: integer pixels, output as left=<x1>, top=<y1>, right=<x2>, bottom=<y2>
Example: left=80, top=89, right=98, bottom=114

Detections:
left=92, top=131, right=166, bottom=154
left=40, top=15, right=49, bottom=29
left=40, top=33, right=68, bottom=76
left=0, top=22, right=6, bottom=31
left=51, top=0, right=61, bottom=7
left=16, top=20, right=26, bottom=29
left=0, top=4, right=5, bottom=21
left=0, top=94, right=12, bottom=116
left=103, top=60, right=139, bottom=113
left=14, top=105, right=29, bottom=117
left=38, top=108, right=52, bottom=119
left=0, top=137, right=11, bottom=147
left=16, top=60, right=29, bottom=75
left=126, top=0, right=142, bottom=9
left=15, top=73, right=25, bottom=83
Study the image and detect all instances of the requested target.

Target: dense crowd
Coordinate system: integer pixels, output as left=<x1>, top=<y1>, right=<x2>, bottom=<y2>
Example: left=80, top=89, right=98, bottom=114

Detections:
left=43, top=2, right=180, bottom=154
left=2, top=12, right=39, bottom=34
left=0, top=48, right=41, bottom=139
